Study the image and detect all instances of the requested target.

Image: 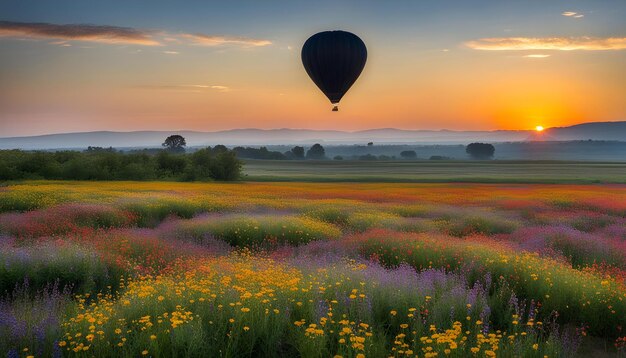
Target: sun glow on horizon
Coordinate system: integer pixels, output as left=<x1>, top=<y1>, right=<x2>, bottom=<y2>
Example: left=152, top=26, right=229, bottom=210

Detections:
left=535, top=125, right=545, bottom=132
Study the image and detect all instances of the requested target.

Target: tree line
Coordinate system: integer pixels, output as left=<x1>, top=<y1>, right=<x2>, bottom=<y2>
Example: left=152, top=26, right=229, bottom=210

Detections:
left=0, top=144, right=241, bottom=181
left=234, top=142, right=495, bottom=160
left=233, top=144, right=326, bottom=160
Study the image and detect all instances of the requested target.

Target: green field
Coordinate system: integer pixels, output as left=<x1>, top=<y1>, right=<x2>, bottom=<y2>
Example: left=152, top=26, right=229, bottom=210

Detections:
left=243, top=160, right=626, bottom=183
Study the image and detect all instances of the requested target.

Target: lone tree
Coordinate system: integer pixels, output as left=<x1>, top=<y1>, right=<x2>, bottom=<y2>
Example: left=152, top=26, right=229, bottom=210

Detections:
left=466, top=143, right=495, bottom=159
left=291, top=146, right=305, bottom=159
left=162, top=135, right=187, bottom=153
left=400, top=150, right=417, bottom=159
left=306, top=143, right=326, bottom=160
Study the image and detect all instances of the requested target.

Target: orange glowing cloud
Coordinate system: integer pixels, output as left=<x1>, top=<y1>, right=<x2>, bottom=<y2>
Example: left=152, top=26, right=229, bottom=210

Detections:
left=0, top=21, right=273, bottom=49
left=465, top=36, right=626, bottom=51
left=180, top=33, right=272, bottom=47
left=0, top=21, right=161, bottom=46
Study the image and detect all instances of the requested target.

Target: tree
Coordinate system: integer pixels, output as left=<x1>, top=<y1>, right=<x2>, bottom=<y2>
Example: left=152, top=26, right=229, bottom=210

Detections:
left=400, top=150, right=417, bottom=159
left=156, top=150, right=188, bottom=175
left=211, top=151, right=242, bottom=180
left=212, top=144, right=228, bottom=153
left=162, top=135, right=187, bottom=153
left=291, top=146, right=305, bottom=159
left=306, top=143, right=326, bottom=160
left=466, top=143, right=495, bottom=159
left=367, top=142, right=373, bottom=146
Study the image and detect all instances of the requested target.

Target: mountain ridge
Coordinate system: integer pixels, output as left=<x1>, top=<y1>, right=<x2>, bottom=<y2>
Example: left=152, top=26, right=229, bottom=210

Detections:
left=1, top=121, right=624, bottom=150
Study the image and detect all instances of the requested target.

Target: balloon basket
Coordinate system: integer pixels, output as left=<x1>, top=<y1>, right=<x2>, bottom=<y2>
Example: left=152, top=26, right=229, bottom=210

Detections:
left=332, top=105, right=338, bottom=111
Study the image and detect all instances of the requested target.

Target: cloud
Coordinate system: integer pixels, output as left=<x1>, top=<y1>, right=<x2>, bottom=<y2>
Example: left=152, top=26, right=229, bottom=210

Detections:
left=181, top=33, right=271, bottom=47
left=0, top=21, right=160, bottom=45
left=562, top=11, right=584, bottom=18
left=163, top=50, right=179, bottom=55
left=134, top=84, right=230, bottom=92
left=523, top=54, right=551, bottom=58
left=465, top=37, right=626, bottom=51
left=0, top=21, right=273, bottom=49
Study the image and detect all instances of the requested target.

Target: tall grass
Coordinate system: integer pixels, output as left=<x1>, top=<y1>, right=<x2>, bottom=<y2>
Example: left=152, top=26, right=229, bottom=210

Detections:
left=0, top=284, right=69, bottom=358
left=58, top=252, right=563, bottom=357
left=0, top=203, right=135, bottom=239
left=171, top=215, right=342, bottom=248
left=0, top=241, right=123, bottom=296
left=353, top=229, right=626, bottom=337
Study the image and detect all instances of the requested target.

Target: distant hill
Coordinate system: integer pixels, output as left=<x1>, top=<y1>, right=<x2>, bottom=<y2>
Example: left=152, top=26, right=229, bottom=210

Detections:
left=0, top=121, right=624, bottom=150
left=545, top=121, right=626, bottom=141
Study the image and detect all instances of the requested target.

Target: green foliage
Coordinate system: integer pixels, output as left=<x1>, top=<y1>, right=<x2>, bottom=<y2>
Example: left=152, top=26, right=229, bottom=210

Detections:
left=0, top=147, right=241, bottom=182
left=173, top=215, right=342, bottom=248
left=162, top=134, right=187, bottom=153
left=306, top=143, right=326, bottom=160
left=466, top=143, right=495, bottom=159
left=0, top=242, right=124, bottom=296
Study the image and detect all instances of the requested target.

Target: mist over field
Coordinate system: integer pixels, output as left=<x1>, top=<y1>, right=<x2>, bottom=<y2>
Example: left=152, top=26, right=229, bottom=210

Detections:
left=2, top=121, right=625, bottom=161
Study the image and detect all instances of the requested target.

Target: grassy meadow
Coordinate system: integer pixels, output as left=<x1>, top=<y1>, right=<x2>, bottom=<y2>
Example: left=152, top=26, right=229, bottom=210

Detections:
left=243, top=160, right=626, bottom=184
left=1, top=181, right=626, bottom=357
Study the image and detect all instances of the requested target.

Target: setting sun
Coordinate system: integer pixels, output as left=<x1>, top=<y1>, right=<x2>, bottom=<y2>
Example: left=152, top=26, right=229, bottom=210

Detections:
left=535, top=125, right=545, bottom=132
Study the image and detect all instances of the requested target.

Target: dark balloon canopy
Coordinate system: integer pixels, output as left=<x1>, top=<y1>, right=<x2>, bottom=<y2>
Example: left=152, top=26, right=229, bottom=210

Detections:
left=301, top=31, right=367, bottom=111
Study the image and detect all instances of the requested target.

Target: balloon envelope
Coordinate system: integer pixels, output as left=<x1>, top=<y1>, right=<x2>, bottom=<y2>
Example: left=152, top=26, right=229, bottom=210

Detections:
left=301, top=31, right=367, bottom=106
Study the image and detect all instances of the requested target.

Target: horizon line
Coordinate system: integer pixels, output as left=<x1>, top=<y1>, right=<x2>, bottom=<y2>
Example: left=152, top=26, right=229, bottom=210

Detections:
left=2, top=120, right=624, bottom=139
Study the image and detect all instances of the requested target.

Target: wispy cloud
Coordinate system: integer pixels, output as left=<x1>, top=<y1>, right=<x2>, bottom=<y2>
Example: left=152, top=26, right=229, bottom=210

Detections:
left=465, top=37, right=626, bottom=51
left=0, top=21, right=273, bottom=49
left=163, top=50, right=179, bottom=55
left=562, top=11, right=584, bottom=18
left=133, top=84, right=231, bottom=93
left=0, top=21, right=160, bottom=45
left=523, top=54, right=551, bottom=58
left=181, top=33, right=272, bottom=47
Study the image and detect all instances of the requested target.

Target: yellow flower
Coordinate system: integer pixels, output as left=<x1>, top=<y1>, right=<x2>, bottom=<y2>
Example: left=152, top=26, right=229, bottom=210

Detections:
left=115, top=328, right=122, bottom=334
left=470, top=347, right=479, bottom=354
left=356, top=354, right=365, bottom=358
left=58, top=341, right=67, bottom=347
left=390, top=310, right=397, bottom=316
left=142, top=350, right=149, bottom=355
left=243, top=326, right=250, bottom=331
left=150, top=335, right=157, bottom=340
left=533, top=344, right=539, bottom=350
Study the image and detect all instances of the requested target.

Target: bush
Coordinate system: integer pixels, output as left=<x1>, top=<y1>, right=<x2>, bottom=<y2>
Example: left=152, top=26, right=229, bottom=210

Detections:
left=466, top=143, right=495, bottom=159
left=0, top=147, right=241, bottom=182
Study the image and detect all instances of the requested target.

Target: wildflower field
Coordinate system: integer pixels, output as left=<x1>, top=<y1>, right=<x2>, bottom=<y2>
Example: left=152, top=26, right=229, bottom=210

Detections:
left=1, top=181, right=626, bottom=357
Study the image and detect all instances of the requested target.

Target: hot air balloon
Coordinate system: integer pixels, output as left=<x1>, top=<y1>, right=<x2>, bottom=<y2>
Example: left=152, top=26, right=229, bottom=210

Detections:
left=301, top=31, right=367, bottom=111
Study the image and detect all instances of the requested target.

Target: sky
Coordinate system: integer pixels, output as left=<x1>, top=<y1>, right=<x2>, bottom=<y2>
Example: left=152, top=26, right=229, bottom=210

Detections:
left=0, top=0, right=625, bottom=136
